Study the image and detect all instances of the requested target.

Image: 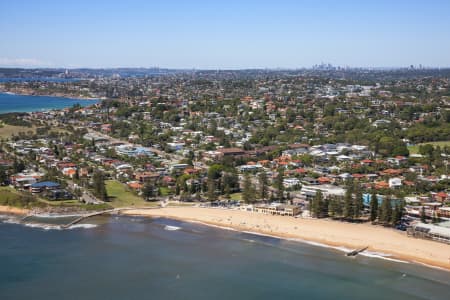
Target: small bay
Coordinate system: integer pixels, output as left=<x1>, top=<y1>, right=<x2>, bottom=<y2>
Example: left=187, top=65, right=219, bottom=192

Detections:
left=0, top=93, right=98, bottom=114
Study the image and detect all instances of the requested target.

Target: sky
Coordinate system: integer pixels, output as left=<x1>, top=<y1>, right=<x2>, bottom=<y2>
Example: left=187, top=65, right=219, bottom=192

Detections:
left=1, top=0, right=450, bottom=69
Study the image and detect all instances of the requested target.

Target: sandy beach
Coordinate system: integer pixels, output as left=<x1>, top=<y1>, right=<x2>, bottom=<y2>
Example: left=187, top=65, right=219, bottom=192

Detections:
left=122, top=207, right=450, bottom=271
left=0, top=205, right=29, bottom=215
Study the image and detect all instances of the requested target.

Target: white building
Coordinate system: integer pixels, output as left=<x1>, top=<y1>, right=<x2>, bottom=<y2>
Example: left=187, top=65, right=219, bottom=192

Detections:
left=388, top=177, right=402, bottom=188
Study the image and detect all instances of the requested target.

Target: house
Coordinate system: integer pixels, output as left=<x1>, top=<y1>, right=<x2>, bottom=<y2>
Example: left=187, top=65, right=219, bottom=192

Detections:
left=302, top=177, right=319, bottom=185
left=388, top=177, right=402, bottom=188
left=62, top=167, right=77, bottom=178
left=127, top=181, right=143, bottom=190
left=283, top=178, right=300, bottom=188
left=14, top=176, right=37, bottom=188
left=360, top=159, right=374, bottom=166
left=134, top=172, right=159, bottom=183
left=317, top=177, right=332, bottom=184
left=30, top=181, right=60, bottom=193
left=101, top=124, right=112, bottom=133
left=434, top=192, right=449, bottom=203
left=167, top=142, right=185, bottom=151
left=217, top=148, right=245, bottom=157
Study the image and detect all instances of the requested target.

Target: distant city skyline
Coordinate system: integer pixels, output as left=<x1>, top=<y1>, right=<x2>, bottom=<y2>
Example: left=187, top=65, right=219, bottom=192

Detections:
left=1, top=0, right=450, bottom=69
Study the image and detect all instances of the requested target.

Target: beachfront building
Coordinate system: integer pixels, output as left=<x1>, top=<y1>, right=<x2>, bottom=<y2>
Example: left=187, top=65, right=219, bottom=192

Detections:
left=407, top=221, right=450, bottom=244
left=254, top=203, right=301, bottom=216
left=299, top=184, right=346, bottom=201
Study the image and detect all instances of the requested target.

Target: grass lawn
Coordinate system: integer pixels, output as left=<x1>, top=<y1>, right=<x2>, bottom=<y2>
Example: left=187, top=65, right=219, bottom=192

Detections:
left=37, top=198, right=113, bottom=211
left=229, top=193, right=242, bottom=201
left=0, top=124, right=36, bottom=139
left=105, top=180, right=157, bottom=208
left=0, top=186, right=43, bottom=208
left=408, top=141, right=450, bottom=154
left=0, top=186, right=25, bottom=205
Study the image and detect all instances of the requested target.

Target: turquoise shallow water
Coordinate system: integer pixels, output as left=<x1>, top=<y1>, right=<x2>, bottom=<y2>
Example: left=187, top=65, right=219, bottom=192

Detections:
left=1, top=216, right=450, bottom=300
left=0, top=93, right=98, bottom=114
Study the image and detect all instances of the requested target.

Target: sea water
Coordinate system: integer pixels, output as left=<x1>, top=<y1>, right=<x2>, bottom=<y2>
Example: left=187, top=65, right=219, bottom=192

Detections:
left=0, top=93, right=98, bottom=114
left=0, top=216, right=449, bottom=300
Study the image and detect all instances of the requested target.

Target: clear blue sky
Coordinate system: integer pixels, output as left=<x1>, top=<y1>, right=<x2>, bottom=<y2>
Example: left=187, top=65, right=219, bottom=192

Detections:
left=1, top=0, right=450, bottom=69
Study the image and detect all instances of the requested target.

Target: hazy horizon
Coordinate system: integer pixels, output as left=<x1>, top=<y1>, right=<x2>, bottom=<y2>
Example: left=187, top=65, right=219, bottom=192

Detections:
left=1, top=0, right=450, bottom=69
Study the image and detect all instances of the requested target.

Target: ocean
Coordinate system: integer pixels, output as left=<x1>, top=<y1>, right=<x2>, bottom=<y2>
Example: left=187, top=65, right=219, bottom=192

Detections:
left=0, top=93, right=98, bottom=114
left=1, top=215, right=449, bottom=300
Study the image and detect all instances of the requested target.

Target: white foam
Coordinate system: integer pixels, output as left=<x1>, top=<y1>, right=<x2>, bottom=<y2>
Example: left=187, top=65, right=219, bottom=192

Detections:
left=22, top=222, right=62, bottom=230
left=2, top=218, right=24, bottom=225
left=0, top=215, right=18, bottom=222
left=242, top=230, right=283, bottom=240
left=287, top=238, right=352, bottom=253
left=164, top=225, right=181, bottom=231
left=359, top=251, right=409, bottom=264
left=413, top=260, right=448, bottom=271
left=2, top=216, right=98, bottom=230
left=28, top=213, right=84, bottom=218
left=68, top=224, right=98, bottom=230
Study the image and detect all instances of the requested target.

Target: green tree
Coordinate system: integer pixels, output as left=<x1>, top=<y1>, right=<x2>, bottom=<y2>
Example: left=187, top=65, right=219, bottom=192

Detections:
left=142, top=183, right=154, bottom=201
left=343, top=187, right=353, bottom=219
left=379, top=197, right=392, bottom=225
left=258, top=170, right=268, bottom=201
left=0, top=167, right=7, bottom=185
left=391, top=203, right=403, bottom=225
left=334, top=197, right=343, bottom=217
left=328, top=196, right=336, bottom=218
left=275, top=168, right=284, bottom=202
left=311, top=191, right=321, bottom=218
left=353, top=188, right=363, bottom=219
left=420, top=206, right=427, bottom=223
left=369, top=192, right=378, bottom=222
left=92, top=171, right=108, bottom=201
left=13, top=159, right=25, bottom=173
left=242, top=173, right=256, bottom=204
left=206, top=165, right=220, bottom=201
left=207, top=179, right=217, bottom=201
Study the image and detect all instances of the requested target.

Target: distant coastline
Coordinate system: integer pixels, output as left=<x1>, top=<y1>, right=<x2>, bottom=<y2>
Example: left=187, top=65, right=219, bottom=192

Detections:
left=0, top=88, right=99, bottom=101
left=0, top=92, right=99, bottom=114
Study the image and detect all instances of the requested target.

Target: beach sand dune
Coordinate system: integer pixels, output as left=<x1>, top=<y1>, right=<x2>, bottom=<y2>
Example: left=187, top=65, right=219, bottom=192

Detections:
left=122, top=207, right=450, bottom=270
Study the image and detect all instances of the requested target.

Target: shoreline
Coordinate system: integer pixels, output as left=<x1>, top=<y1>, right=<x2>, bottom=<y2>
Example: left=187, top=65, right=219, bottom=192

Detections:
left=0, top=89, right=99, bottom=101
left=120, top=207, right=450, bottom=272
left=2, top=204, right=449, bottom=271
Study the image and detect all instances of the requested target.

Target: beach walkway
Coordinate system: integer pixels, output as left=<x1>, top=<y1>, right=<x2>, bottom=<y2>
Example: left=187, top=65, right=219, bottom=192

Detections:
left=60, top=207, right=159, bottom=229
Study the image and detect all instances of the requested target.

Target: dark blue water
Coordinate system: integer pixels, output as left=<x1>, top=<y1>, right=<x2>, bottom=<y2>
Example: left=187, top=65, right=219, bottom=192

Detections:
left=0, top=93, right=98, bottom=114
left=1, top=216, right=449, bottom=300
